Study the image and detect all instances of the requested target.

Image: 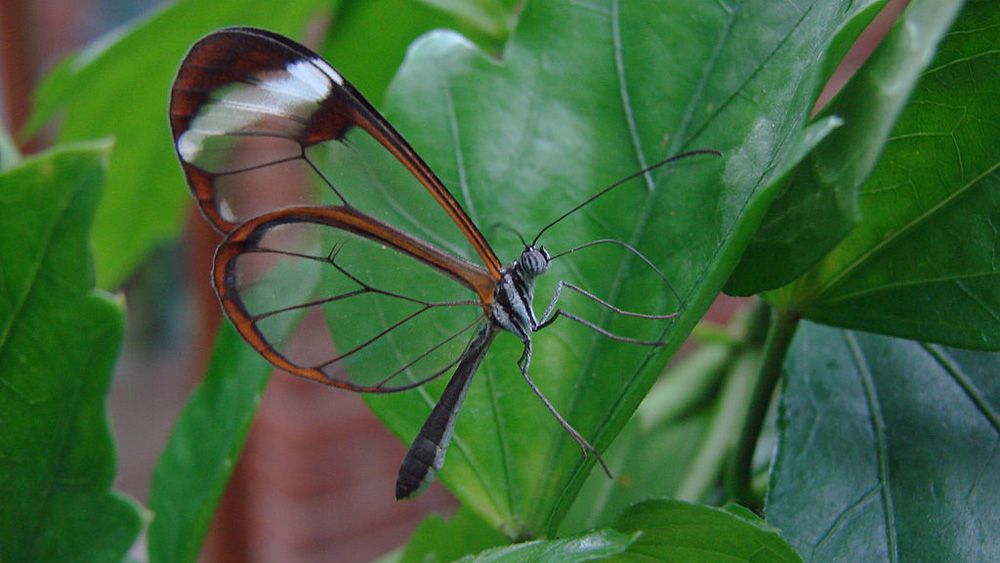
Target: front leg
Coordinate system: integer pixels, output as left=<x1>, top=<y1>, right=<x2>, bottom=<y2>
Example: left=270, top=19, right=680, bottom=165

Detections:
left=517, top=334, right=532, bottom=373
left=538, top=279, right=567, bottom=328
left=536, top=279, right=672, bottom=346
left=516, top=335, right=612, bottom=478
left=539, top=280, right=678, bottom=328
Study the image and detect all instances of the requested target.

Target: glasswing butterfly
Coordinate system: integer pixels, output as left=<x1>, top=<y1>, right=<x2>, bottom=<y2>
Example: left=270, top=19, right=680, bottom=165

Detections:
left=170, top=27, right=718, bottom=500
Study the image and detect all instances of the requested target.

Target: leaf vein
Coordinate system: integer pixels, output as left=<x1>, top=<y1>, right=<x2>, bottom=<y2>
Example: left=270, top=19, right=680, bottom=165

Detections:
left=923, top=49, right=1000, bottom=76
left=921, top=343, right=1000, bottom=436
left=442, top=76, right=477, bottom=223
left=844, top=330, right=899, bottom=563
left=823, top=270, right=1000, bottom=304
left=812, top=484, right=883, bottom=559
left=815, top=162, right=1000, bottom=299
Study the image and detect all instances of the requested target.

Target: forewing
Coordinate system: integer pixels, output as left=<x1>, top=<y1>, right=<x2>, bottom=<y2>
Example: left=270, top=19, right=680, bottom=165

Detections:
left=215, top=207, right=490, bottom=392
left=169, top=27, right=501, bottom=276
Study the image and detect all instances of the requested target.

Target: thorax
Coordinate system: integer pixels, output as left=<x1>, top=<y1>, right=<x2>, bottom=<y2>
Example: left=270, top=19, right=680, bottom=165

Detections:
left=489, top=246, right=550, bottom=339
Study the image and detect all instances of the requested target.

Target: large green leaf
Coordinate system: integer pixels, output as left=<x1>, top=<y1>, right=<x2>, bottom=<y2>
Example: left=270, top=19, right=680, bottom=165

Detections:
left=730, top=0, right=982, bottom=298
left=767, top=321, right=1000, bottom=562
left=451, top=499, right=802, bottom=561
left=725, top=0, right=901, bottom=296
left=364, top=0, right=872, bottom=536
left=25, top=0, right=330, bottom=289
left=0, top=144, right=142, bottom=562
left=612, top=500, right=802, bottom=562
left=767, top=2, right=1000, bottom=349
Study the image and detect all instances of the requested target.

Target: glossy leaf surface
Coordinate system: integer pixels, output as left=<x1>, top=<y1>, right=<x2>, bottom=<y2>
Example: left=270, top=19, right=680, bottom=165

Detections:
left=0, top=144, right=141, bottom=562
left=612, top=500, right=802, bottom=562
left=558, top=340, right=737, bottom=535
left=362, top=0, right=865, bottom=536
left=767, top=321, right=1000, bottom=562
left=772, top=1, right=999, bottom=349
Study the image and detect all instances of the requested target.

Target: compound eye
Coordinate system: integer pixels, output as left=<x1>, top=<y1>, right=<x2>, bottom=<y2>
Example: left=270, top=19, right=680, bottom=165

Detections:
left=520, top=247, right=549, bottom=276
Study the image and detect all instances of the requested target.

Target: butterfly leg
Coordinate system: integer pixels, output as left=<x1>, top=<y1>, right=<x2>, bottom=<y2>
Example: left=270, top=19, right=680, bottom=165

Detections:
left=549, top=237, right=686, bottom=315
left=516, top=335, right=613, bottom=478
left=536, top=280, right=671, bottom=346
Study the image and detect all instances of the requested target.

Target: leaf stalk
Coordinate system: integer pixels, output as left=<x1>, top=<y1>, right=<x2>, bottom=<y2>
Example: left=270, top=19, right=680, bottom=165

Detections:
left=725, top=304, right=800, bottom=509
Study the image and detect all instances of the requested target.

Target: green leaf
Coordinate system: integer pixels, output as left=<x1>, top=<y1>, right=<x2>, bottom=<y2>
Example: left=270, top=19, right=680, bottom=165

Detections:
left=25, top=0, right=329, bottom=289
left=366, top=0, right=867, bottom=536
left=399, top=506, right=508, bottom=563
left=460, top=529, right=636, bottom=562
left=725, top=0, right=893, bottom=296
left=611, top=500, right=802, bottom=562
left=0, top=143, right=142, bottom=562
left=767, top=322, right=1000, bottom=562
left=729, top=0, right=969, bottom=297
left=771, top=1, right=1000, bottom=349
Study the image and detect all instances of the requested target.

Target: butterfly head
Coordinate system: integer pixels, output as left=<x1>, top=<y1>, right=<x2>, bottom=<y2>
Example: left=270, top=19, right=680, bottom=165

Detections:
left=518, top=245, right=550, bottom=278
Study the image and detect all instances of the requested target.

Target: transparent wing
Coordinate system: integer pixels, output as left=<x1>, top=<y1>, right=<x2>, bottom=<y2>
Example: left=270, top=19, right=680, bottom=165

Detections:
left=170, top=28, right=506, bottom=391
left=215, top=207, right=491, bottom=392
left=169, top=27, right=501, bottom=277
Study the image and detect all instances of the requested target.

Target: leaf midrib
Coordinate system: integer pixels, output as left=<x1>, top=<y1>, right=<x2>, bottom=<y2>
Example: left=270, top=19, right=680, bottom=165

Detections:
left=541, top=0, right=833, bottom=531
left=845, top=330, right=900, bottom=563
left=13, top=163, right=103, bottom=557
left=0, top=170, right=78, bottom=354
left=922, top=343, right=1000, bottom=435
left=538, top=0, right=748, bottom=530
left=810, top=163, right=999, bottom=304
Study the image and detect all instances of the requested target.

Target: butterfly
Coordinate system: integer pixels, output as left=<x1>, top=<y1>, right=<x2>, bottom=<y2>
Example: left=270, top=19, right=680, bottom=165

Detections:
left=170, top=27, right=718, bottom=500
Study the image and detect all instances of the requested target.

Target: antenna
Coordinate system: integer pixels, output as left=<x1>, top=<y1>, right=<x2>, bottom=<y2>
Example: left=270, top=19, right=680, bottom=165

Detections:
left=531, top=149, right=722, bottom=246
left=489, top=221, right=528, bottom=248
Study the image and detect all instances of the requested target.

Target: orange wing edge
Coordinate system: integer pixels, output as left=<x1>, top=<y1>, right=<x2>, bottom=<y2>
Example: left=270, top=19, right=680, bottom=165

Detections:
left=212, top=205, right=497, bottom=391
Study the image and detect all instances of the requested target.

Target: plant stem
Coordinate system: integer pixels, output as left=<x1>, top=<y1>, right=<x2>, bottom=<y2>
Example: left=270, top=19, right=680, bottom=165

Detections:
left=725, top=305, right=800, bottom=509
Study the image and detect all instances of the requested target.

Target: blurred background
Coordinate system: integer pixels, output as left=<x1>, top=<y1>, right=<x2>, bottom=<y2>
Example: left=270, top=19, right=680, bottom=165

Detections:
left=0, top=0, right=906, bottom=561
